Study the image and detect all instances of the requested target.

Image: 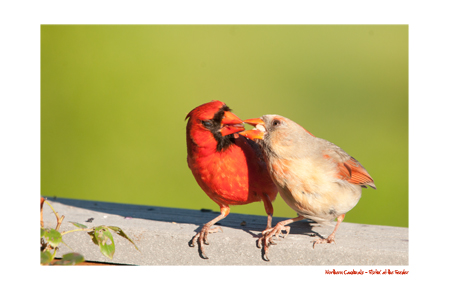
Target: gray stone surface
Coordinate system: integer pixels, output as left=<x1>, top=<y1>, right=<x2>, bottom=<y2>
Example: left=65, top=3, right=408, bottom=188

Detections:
left=42, top=197, right=408, bottom=265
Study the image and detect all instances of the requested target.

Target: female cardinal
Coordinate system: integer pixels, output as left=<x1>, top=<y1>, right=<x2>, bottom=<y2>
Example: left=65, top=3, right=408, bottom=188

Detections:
left=240, top=115, right=376, bottom=260
left=185, top=101, right=278, bottom=259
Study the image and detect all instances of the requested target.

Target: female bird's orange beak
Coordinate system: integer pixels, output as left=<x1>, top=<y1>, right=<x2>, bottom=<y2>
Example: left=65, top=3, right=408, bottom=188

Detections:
left=220, top=111, right=245, bottom=136
left=243, top=118, right=265, bottom=126
left=239, top=118, right=265, bottom=140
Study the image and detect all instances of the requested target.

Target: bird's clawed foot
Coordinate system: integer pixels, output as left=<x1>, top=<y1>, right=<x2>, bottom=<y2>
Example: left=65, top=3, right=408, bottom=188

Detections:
left=257, top=224, right=290, bottom=261
left=189, top=225, right=223, bottom=259
left=312, top=235, right=336, bottom=249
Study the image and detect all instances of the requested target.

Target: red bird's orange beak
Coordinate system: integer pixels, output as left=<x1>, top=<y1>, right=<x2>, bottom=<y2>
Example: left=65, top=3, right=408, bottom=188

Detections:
left=239, top=118, right=266, bottom=140
left=220, top=111, right=245, bottom=136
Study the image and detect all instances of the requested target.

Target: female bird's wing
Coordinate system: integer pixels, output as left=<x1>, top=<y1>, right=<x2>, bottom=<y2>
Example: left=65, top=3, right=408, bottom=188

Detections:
left=323, top=144, right=376, bottom=189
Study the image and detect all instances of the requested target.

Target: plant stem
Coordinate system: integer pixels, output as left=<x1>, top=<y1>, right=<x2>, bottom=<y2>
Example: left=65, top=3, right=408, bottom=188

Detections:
left=51, top=247, right=58, bottom=260
left=61, top=228, right=95, bottom=236
left=45, top=200, right=65, bottom=231
left=40, top=197, right=45, bottom=228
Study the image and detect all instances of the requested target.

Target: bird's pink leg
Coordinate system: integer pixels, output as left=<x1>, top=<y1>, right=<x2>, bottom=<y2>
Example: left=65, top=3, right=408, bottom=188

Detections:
left=261, top=193, right=274, bottom=230
left=313, top=214, right=345, bottom=248
left=189, top=205, right=230, bottom=259
left=258, top=215, right=305, bottom=261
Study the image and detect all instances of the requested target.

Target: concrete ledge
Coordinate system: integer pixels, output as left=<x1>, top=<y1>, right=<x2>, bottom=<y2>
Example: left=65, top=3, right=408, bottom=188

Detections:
left=42, top=198, right=408, bottom=265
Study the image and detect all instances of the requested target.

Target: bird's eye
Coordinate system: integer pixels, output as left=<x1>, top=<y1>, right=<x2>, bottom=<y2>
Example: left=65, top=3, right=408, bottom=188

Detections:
left=202, top=120, right=213, bottom=128
left=273, top=119, right=281, bottom=126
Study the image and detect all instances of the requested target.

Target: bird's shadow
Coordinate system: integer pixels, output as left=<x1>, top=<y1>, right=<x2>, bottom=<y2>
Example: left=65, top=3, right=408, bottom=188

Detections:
left=187, top=213, right=322, bottom=238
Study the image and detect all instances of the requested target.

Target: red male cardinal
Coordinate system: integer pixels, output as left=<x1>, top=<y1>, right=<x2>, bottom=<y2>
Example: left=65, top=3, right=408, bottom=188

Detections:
left=240, top=115, right=376, bottom=260
left=185, top=101, right=278, bottom=259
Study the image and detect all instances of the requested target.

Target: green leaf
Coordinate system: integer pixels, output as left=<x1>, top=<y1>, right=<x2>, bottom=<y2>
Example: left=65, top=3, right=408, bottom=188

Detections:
left=87, top=230, right=99, bottom=246
left=45, top=229, right=62, bottom=247
left=69, top=221, right=88, bottom=229
left=41, top=251, right=53, bottom=265
left=90, top=226, right=115, bottom=259
left=107, top=226, right=139, bottom=251
left=41, top=228, right=46, bottom=237
left=53, top=253, right=85, bottom=265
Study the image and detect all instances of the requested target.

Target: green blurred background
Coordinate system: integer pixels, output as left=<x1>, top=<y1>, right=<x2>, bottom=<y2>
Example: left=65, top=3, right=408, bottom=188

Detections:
left=41, top=25, right=408, bottom=227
